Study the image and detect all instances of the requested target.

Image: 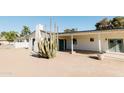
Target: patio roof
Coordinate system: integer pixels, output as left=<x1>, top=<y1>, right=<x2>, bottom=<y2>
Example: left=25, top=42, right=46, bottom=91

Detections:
left=58, top=29, right=124, bottom=36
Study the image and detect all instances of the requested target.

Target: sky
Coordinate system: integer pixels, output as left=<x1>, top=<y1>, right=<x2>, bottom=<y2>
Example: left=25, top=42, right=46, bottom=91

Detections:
left=0, top=16, right=116, bottom=33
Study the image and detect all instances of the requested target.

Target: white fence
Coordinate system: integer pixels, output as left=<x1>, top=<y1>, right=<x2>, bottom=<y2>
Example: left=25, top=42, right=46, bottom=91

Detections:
left=14, top=42, right=29, bottom=48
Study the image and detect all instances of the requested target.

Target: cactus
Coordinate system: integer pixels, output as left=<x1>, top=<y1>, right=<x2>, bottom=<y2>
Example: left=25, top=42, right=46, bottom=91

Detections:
left=38, top=32, right=57, bottom=59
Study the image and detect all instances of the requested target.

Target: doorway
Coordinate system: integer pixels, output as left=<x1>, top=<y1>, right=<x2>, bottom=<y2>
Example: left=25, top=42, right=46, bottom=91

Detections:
left=32, top=38, right=35, bottom=51
left=59, top=39, right=66, bottom=51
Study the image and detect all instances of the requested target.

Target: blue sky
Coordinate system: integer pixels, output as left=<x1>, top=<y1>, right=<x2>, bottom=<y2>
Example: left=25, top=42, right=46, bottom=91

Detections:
left=0, top=16, right=115, bottom=33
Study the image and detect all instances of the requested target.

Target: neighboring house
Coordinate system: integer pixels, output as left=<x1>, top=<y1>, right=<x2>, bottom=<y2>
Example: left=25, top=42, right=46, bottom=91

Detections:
left=0, top=36, right=9, bottom=45
left=58, top=29, right=124, bottom=53
left=14, top=24, right=49, bottom=49
left=14, top=35, right=30, bottom=48
left=29, top=24, right=49, bottom=51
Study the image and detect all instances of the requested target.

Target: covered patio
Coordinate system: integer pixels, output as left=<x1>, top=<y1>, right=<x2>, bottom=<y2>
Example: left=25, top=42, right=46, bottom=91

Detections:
left=58, top=30, right=124, bottom=54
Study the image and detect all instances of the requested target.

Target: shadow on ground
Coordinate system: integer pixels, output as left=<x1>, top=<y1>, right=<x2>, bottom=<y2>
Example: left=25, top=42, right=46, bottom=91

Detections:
left=89, top=56, right=98, bottom=60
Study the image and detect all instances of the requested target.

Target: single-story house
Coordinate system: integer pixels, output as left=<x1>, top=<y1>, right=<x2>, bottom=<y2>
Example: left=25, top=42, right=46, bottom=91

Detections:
left=29, top=24, right=124, bottom=53
left=58, top=29, right=124, bottom=53
left=28, top=24, right=50, bottom=51
left=14, top=24, right=47, bottom=49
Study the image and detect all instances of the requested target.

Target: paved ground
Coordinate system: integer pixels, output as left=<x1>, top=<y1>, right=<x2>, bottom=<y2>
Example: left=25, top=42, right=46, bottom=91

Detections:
left=0, top=48, right=124, bottom=77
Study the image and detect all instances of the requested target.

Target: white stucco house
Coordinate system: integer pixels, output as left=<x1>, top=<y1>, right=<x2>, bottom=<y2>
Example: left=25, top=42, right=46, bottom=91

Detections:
left=28, top=24, right=124, bottom=54
left=14, top=24, right=46, bottom=49
left=58, top=29, right=124, bottom=53
left=28, top=24, right=50, bottom=52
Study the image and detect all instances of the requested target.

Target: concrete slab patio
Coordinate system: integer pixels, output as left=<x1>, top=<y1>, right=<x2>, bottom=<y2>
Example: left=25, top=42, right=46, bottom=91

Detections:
left=0, top=48, right=124, bottom=77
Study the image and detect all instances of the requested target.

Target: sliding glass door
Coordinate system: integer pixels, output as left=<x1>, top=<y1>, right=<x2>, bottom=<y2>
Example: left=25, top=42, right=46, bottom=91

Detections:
left=108, top=39, right=123, bottom=52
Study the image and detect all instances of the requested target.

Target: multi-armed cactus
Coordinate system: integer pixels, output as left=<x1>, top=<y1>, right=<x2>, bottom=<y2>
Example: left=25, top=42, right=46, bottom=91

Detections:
left=38, top=31, right=57, bottom=59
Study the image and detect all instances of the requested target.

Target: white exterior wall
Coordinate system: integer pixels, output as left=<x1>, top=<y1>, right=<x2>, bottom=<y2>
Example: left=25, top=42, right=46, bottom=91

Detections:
left=65, top=33, right=124, bottom=52
left=29, top=38, right=33, bottom=50
left=66, top=35, right=99, bottom=51
left=14, top=40, right=29, bottom=48
left=76, top=35, right=99, bottom=51
left=0, top=41, right=10, bottom=45
left=29, top=24, right=50, bottom=51
left=29, top=32, right=35, bottom=50
left=101, top=33, right=124, bottom=52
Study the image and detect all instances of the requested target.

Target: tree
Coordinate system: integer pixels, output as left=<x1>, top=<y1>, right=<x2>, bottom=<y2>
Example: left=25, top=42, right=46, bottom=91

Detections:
left=95, top=18, right=113, bottom=30
left=21, top=26, right=31, bottom=36
left=64, top=28, right=77, bottom=33
left=95, top=16, right=124, bottom=30
left=64, top=29, right=71, bottom=33
left=111, top=16, right=124, bottom=29
left=4, top=31, right=18, bottom=42
left=0, top=31, right=7, bottom=37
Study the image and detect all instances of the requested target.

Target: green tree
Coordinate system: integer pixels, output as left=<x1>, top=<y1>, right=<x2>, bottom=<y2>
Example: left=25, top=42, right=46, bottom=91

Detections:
left=95, top=18, right=113, bottom=30
left=21, top=26, right=31, bottom=36
left=111, top=16, right=124, bottom=29
left=4, top=31, right=18, bottom=42
left=0, top=31, right=7, bottom=37
left=64, top=28, right=77, bottom=33
left=64, top=29, right=71, bottom=33
left=95, top=16, right=124, bottom=30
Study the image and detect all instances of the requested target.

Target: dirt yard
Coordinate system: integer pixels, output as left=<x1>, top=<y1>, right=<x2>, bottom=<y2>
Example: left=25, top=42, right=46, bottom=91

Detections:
left=0, top=48, right=124, bottom=77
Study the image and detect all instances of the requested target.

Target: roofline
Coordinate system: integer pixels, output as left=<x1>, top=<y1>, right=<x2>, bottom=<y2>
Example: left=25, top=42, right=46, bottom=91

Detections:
left=30, top=28, right=124, bottom=36
left=58, top=29, right=124, bottom=36
left=59, top=29, right=124, bottom=34
left=31, top=30, right=50, bottom=34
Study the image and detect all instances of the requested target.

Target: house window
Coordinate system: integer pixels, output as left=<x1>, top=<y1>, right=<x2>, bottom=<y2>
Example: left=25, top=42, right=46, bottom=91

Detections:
left=90, top=38, right=94, bottom=42
left=73, top=38, right=77, bottom=45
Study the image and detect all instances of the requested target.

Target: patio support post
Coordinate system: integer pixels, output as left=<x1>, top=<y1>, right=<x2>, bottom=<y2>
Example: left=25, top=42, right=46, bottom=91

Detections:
left=71, top=34, right=74, bottom=54
left=98, top=33, right=102, bottom=53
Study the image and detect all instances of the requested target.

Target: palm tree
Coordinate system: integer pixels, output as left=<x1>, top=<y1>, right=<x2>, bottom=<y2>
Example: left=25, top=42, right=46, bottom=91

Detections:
left=21, top=26, right=31, bottom=37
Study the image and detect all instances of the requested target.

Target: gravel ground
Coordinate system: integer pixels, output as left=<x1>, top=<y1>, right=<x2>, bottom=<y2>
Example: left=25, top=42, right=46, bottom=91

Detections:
left=0, top=48, right=124, bottom=77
